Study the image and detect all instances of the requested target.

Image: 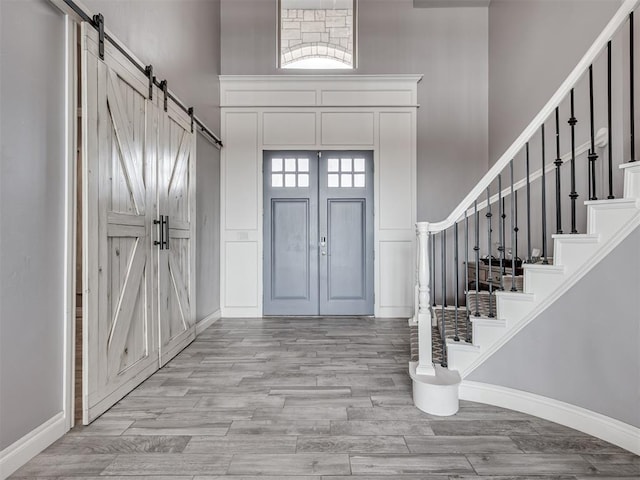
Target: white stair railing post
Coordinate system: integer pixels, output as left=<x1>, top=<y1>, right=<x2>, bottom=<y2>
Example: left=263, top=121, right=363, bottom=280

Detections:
left=416, top=222, right=436, bottom=376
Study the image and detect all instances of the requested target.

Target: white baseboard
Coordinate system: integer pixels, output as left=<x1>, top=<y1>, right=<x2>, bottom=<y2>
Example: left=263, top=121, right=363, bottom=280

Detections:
left=0, top=412, right=66, bottom=479
left=460, top=380, right=640, bottom=455
left=196, top=309, right=222, bottom=335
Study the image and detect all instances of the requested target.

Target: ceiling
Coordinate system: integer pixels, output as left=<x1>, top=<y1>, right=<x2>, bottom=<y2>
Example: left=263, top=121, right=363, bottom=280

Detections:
left=413, top=0, right=491, bottom=7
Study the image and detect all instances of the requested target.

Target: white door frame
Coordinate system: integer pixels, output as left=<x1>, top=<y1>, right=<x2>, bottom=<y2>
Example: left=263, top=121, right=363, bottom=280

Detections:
left=220, top=75, right=422, bottom=318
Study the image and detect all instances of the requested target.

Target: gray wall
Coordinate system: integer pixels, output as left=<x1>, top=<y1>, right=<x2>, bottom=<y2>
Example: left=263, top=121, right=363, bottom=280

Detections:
left=221, top=0, right=489, bottom=222
left=196, top=136, right=221, bottom=318
left=489, top=0, right=623, bottom=164
left=0, top=0, right=67, bottom=450
left=469, top=227, right=640, bottom=428
left=85, top=0, right=222, bottom=318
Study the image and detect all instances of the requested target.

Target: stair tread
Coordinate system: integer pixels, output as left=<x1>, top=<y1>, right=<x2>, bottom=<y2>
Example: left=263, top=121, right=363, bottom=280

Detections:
left=523, top=263, right=564, bottom=272
left=584, top=197, right=639, bottom=206
left=552, top=233, right=599, bottom=240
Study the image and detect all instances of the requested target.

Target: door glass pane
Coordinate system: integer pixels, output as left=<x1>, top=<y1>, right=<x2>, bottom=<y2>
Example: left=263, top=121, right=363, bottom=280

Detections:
left=341, top=173, right=352, bottom=187
left=285, top=173, right=296, bottom=187
left=272, top=173, right=283, bottom=187
left=328, top=173, right=339, bottom=188
left=328, top=158, right=339, bottom=172
left=354, top=158, right=365, bottom=172
left=272, top=158, right=283, bottom=172
left=285, top=158, right=297, bottom=172
left=341, top=158, right=352, bottom=172
left=298, top=158, right=309, bottom=172
left=298, top=173, right=309, bottom=187
left=354, top=173, right=365, bottom=187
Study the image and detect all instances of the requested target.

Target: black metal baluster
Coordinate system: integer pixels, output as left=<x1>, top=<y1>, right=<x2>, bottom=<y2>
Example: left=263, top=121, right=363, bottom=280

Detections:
left=608, top=41, right=615, bottom=199
left=441, top=230, right=447, bottom=367
left=515, top=190, right=519, bottom=263
left=555, top=107, right=564, bottom=234
left=526, top=142, right=532, bottom=263
left=498, top=174, right=505, bottom=290
left=631, top=12, right=637, bottom=163
left=464, top=212, right=472, bottom=342
left=542, top=124, right=549, bottom=264
left=431, top=233, right=436, bottom=308
left=510, top=160, right=517, bottom=291
left=474, top=200, right=480, bottom=316
left=569, top=88, right=579, bottom=233
left=486, top=187, right=494, bottom=317
left=454, top=222, right=460, bottom=342
left=502, top=196, right=507, bottom=283
left=588, top=64, right=599, bottom=200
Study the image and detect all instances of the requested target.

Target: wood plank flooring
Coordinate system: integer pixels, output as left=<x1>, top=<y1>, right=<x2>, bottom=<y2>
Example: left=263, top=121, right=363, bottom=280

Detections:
left=11, top=317, right=639, bottom=478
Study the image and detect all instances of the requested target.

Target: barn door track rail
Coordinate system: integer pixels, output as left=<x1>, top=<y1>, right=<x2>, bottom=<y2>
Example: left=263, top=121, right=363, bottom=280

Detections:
left=60, top=0, right=223, bottom=148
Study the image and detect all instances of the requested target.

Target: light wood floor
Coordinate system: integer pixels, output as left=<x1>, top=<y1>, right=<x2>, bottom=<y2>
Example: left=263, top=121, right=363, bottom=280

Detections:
left=12, top=317, right=639, bottom=478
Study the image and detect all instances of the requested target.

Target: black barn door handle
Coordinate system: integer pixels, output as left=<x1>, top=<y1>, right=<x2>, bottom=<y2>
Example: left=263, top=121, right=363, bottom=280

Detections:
left=154, top=215, right=165, bottom=249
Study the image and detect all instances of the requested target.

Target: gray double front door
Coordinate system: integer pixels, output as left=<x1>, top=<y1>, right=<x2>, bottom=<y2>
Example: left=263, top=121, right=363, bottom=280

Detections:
left=264, top=151, right=374, bottom=316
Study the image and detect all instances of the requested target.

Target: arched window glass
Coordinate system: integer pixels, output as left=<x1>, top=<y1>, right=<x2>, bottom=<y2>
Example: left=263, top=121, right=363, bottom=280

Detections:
left=279, top=0, right=356, bottom=70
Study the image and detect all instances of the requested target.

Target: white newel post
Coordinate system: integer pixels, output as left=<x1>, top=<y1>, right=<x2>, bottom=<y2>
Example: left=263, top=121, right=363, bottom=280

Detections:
left=416, top=222, right=436, bottom=376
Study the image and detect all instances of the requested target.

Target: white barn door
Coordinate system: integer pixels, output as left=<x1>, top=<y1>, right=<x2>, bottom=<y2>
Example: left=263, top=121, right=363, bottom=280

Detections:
left=81, top=24, right=196, bottom=423
left=156, top=102, right=196, bottom=366
left=82, top=25, right=158, bottom=423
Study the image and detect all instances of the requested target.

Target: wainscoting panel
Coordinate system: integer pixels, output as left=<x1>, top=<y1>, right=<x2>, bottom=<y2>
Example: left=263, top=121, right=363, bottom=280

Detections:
left=263, top=112, right=316, bottom=146
left=379, top=112, right=414, bottom=232
left=321, top=112, right=374, bottom=146
left=224, top=112, right=259, bottom=231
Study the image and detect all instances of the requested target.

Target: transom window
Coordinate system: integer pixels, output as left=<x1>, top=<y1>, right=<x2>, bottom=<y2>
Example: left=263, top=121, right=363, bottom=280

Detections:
left=271, top=157, right=310, bottom=188
left=279, top=0, right=356, bottom=70
left=327, top=157, right=365, bottom=188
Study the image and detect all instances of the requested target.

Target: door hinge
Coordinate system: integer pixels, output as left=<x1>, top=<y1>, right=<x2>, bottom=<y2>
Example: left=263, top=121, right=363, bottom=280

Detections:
left=318, top=151, right=322, bottom=159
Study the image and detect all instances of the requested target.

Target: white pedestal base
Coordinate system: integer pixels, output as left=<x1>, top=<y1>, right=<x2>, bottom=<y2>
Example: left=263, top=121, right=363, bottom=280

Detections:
left=409, top=362, right=461, bottom=416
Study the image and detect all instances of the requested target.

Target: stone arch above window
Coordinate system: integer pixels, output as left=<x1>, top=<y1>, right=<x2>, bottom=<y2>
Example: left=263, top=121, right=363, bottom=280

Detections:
left=279, top=0, right=355, bottom=70
left=282, top=43, right=353, bottom=69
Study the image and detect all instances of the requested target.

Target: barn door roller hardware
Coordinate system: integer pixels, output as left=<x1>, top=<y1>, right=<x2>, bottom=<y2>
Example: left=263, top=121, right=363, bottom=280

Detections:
left=161, top=80, right=168, bottom=112
left=188, top=107, right=194, bottom=133
left=93, top=13, right=104, bottom=60
left=61, top=0, right=223, bottom=148
left=145, top=65, right=154, bottom=100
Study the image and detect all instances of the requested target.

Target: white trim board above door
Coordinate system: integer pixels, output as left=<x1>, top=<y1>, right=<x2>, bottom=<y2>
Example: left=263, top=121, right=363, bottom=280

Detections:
left=220, top=75, right=422, bottom=318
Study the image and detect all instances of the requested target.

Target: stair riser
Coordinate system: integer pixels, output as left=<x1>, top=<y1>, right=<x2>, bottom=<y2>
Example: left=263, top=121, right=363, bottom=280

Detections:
left=553, top=240, right=599, bottom=271
left=523, top=270, right=564, bottom=297
left=447, top=344, right=480, bottom=372
left=623, top=166, right=640, bottom=198
left=472, top=322, right=506, bottom=348
left=496, top=297, right=533, bottom=324
left=587, top=205, right=640, bottom=240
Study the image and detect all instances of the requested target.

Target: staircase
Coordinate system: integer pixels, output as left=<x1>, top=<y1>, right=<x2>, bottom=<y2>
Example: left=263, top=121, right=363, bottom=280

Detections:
left=408, top=0, right=640, bottom=440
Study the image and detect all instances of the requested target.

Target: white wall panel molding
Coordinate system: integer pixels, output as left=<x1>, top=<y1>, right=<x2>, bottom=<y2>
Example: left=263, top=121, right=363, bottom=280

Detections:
left=321, top=112, right=375, bottom=146
left=220, top=75, right=421, bottom=318
left=263, top=112, right=316, bottom=146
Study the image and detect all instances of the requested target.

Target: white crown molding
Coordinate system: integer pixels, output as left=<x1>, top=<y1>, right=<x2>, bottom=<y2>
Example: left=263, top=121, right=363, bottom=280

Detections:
left=219, top=74, right=423, bottom=108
